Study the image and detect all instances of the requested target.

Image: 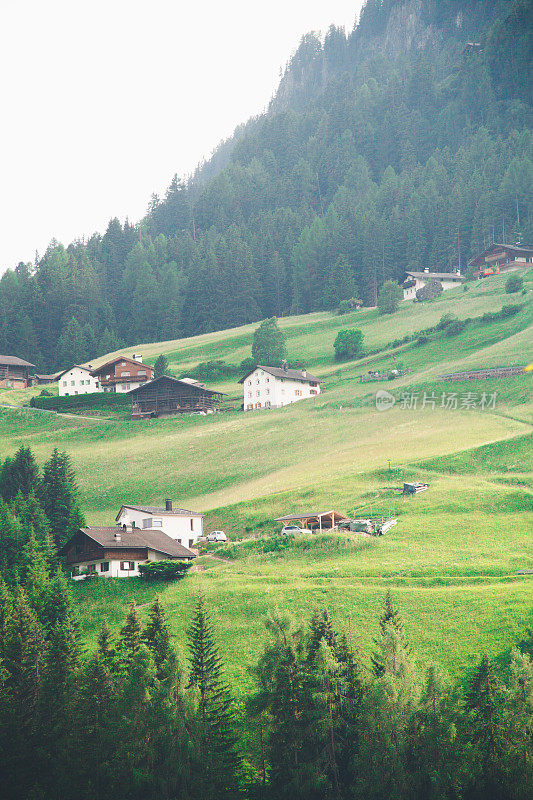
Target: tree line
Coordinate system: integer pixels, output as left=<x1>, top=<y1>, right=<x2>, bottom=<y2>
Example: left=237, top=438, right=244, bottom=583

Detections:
left=0, top=444, right=531, bottom=798
left=0, top=1, right=530, bottom=372
left=0, top=548, right=531, bottom=800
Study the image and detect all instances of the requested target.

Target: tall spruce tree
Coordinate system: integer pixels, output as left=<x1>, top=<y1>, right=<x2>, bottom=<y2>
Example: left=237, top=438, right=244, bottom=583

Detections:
left=38, top=448, right=84, bottom=549
left=187, top=593, right=241, bottom=799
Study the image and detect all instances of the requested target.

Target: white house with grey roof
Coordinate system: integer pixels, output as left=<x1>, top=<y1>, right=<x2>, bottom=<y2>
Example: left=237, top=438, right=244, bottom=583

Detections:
left=115, top=500, right=204, bottom=548
left=402, top=269, right=465, bottom=300
left=239, top=364, right=321, bottom=411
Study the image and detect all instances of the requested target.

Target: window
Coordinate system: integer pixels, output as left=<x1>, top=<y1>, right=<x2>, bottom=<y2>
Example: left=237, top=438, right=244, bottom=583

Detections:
left=75, top=391, right=78, bottom=395
left=62, top=381, right=67, bottom=386
left=87, top=564, right=96, bottom=574
left=142, top=518, right=153, bottom=529
left=247, top=404, right=253, bottom=410
left=71, top=565, right=80, bottom=576
left=152, top=519, right=162, bottom=527
left=265, top=401, right=271, bottom=408
left=266, top=389, right=270, bottom=395
left=126, top=383, right=130, bottom=390
left=120, top=561, right=135, bottom=571
left=100, top=562, right=109, bottom=573
left=247, top=380, right=252, bottom=386
left=121, top=371, right=130, bottom=377
left=190, top=519, right=194, bottom=530
left=71, top=380, right=75, bottom=386
left=295, top=390, right=302, bottom=397
left=189, top=539, right=194, bottom=549
left=138, top=370, right=146, bottom=376
left=260, top=371, right=264, bottom=375
left=256, top=402, right=261, bottom=408
left=266, top=377, right=269, bottom=382
left=248, top=392, right=252, bottom=398
left=310, top=389, right=317, bottom=395
left=121, top=361, right=126, bottom=366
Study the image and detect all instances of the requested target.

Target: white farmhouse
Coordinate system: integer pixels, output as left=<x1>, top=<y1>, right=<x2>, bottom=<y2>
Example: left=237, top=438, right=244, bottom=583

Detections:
left=402, top=269, right=465, bottom=300
left=239, top=364, right=321, bottom=411
left=58, top=366, right=100, bottom=397
left=115, top=500, right=204, bottom=548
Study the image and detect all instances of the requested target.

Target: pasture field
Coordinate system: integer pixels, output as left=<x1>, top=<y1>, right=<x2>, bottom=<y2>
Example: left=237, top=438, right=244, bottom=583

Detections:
left=1, top=270, right=532, bottom=692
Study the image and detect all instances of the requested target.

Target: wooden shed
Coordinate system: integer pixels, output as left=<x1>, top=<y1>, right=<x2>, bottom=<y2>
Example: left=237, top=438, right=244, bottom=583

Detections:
left=128, top=375, right=224, bottom=418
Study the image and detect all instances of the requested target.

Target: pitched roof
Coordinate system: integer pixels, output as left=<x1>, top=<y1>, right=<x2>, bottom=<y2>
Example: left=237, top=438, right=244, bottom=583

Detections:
left=90, top=356, right=153, bottom=376
left=115, top=504, right=204, bottom=520
left=405, top=271, right=465, bottom=280
left=468, top=242, right=533, bottom=264
left=56, top=365, right=94, bottom=380
left=0, top=354, right=35, bottom=367
left=238, top=365, right=321, bottom=384
left=127, top=375, right=223, bottom=397
left=61, top=526, right=196, bottom=559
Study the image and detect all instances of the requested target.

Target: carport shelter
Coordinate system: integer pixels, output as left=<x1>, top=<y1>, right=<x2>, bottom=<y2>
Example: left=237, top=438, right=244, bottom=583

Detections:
left=275, top=510, right=351, bottom=531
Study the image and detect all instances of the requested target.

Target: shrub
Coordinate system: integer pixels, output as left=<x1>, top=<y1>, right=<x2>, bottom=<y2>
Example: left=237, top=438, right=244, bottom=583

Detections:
left=416, top=334, right=429, bottom=346
left=377, top=280, right=403, bottom=314
left=138, top=560, right=193, bottom=581
left=240, top=357, right=256, bottom=374
left=463, top=283, right=469, bottom=291
left=154, top=354, right=170, bottom=378
left=333, top=329, right=364, bottom=361
left=445, top=320, right=467, bottom=336
left=182, top=360, right=236, bottom=382
left=32, top=393, right=130, bottom=412
left=416, top=279, right=443, bottom=302
left=337, top=299, right=351, bottom=315
left=481, top=312, right=497, bottom=323
left=436, top=313, right=457, bottom=330
left=500, top=303, right=521, bottom=318
left=521, top=288, right=527, bottom=295
left=505, top=274, right=524, bottom=293
left=252, top=317, right=287, bottom=366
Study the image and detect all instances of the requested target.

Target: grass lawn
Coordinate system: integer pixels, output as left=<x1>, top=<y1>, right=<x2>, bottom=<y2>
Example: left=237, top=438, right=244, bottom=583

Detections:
left=2, top=269, right=532, bottom=693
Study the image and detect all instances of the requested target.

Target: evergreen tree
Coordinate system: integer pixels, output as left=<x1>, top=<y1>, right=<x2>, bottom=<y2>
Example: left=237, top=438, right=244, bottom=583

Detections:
left=0, top=446, right=39, bottom=502
left=142, top=596, right=177, bottom=681
left=120, top=600, right=143, bottom=662
left=38, top=448, right=84, bottom=548
left=371, top=589, right=410, bottom=677
left=187, top=593, right=241, bottom=799
left=154, top=353, right=170, bottom=378
left=251, top=317, right=287, bottom=367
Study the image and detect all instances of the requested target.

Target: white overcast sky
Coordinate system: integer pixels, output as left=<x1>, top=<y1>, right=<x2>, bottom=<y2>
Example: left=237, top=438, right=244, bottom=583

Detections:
left=0, top=1, right=364, bottom=273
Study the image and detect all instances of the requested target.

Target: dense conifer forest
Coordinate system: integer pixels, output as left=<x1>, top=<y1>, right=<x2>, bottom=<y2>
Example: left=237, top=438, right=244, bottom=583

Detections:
left=1, top=0, right=531, bottom=372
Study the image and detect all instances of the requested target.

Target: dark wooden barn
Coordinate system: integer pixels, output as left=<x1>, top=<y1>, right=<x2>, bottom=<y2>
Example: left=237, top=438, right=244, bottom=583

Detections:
left=128, top=375, right=224, bottom=418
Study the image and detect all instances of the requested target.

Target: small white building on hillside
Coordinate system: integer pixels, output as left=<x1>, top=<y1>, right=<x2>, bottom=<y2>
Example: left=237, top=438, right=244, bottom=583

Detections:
left=239, top=364, right=321, bottom=411
left=402, top=269, right=465, bottom=300
left=58, top=366, right=100, bottom=396
left=115, top=500, right=204, bottom=549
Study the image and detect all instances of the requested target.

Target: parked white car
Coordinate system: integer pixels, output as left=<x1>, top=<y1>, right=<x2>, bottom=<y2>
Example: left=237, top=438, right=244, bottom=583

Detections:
left=281, top=524, right=307, bottom=535
left=207, top=530, right=227, bottom=542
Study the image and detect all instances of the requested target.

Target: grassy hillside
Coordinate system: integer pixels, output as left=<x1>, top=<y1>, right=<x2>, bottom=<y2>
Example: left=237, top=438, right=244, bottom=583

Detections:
left=1, top=271, right=532, bottom=692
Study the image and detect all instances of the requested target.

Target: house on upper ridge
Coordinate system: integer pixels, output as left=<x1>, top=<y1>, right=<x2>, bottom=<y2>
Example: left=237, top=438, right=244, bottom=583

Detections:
left=127, top=375, right=223, bottom=418
left=402, top=268, right=464, bottom=300
left=90, top=354, right=154, bottom=393
left=115, top=500, right=204, bottom=547
left=60, top=525, right=196, bottom=580
left=58, top=365, right=100, bottom=396
left=239, top=363, right=321, bottom=411
left=0, top=355, right=35, bottom=389
left=468, top=242, right=533, bottom=278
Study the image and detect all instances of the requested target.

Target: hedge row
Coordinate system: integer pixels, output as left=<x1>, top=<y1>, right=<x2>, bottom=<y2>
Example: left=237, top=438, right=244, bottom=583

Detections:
left=31, top=392, right=131, bottom=411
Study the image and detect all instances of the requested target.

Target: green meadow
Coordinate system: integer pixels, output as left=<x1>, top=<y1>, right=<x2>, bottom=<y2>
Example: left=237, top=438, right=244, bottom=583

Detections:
left=1, top=271, right=532, bottom=692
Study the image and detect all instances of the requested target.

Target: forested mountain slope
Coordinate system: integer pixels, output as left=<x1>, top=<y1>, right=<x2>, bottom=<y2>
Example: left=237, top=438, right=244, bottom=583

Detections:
left=1, top=0, right=531, bottom=370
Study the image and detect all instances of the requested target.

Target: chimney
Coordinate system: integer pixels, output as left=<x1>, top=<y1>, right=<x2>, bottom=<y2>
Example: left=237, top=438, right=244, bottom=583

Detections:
left=132, top=353, right=143, bottom=363
left=301, top=369, right=307, bottom=378
left=165, top=499, right=173, bottom=511
left=114, top=530, right=121, bottom=542
left=282, top=360, right=288, bottom=373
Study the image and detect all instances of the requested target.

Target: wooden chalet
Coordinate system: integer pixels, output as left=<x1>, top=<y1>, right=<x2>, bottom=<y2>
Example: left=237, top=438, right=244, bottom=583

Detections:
left=468, top=243, right=533, bottom=278
left=90, top=355, right=154, bottom=392
left=0, top=355, right=35, bottom=389
left=128, top=375, right=224, bottom=418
